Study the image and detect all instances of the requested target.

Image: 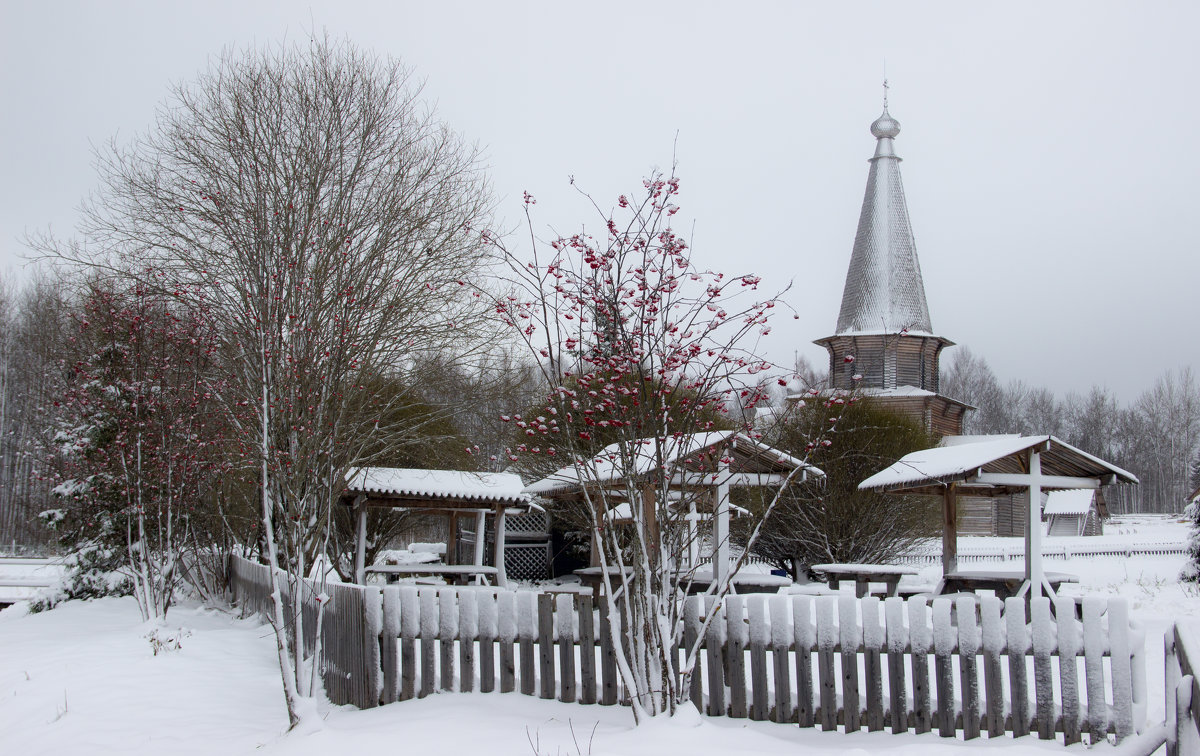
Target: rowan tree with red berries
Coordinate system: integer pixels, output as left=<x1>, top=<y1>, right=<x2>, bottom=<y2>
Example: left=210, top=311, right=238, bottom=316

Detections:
left=494, top=168, right=833, bottom=720
left=45, top=277, right=228, bottom=620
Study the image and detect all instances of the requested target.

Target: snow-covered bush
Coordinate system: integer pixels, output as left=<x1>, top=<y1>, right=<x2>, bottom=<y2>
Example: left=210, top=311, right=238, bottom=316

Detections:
left=1182, top=498, right=1200, bottom=582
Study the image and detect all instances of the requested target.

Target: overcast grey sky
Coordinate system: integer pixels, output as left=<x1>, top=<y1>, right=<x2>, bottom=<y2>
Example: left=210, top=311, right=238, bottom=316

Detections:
left=2, top=1, right=1196, bottom=403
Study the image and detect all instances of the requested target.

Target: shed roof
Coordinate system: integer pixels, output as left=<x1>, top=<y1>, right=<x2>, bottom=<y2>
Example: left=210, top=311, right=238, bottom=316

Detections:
left=525, top=431, right=823, bottom=496
left=346, top=467, right=532, bottom=508
left=1043, top=489, right=1096, bottom=516
left=858, top=435, right=1138, bottom=495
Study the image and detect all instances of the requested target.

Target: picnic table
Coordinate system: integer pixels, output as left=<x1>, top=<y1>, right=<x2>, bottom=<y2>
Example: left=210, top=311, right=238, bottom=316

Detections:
left=935, top=569, right=1078, bottom=600
left=811, top=563, right=922, bottom=597
left=573, top=566, right=791, bottom=601
left=365, top=564, right=499, bottom=586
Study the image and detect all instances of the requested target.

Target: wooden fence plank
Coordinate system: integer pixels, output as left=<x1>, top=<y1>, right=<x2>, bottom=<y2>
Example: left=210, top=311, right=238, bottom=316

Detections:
left=957, top=596, right=981, bottom=740
left=932, top=598, right=955, bottom=737
left=579, top=595, right=596, bottom=705
left=1056, top=596, right=1081, bottom=744
left=438, top=589, right=457, bottom=692
left=1005, top=597, right=1031, bottom=737
left=861, top=597, right=884, bottom=732
left=705, top=596, right=725, bottom=717
left=748, top=596, right=769, bottom=721
left=884, top=597, right=908, bottom=733
left=980, top=595, right=1005, bottom=738
left=727, top=595, right=748, bottom=719
left=497, top=592, right=517, bottom=694
left=794, top=596, right=815, bottom=728
left=459, top=591, right=478, bottom=693
left=399, top=586, right=419, bottom=701
left=1082, top=598, right=1108, bottom=743
left=599, top=599, right=618, bottom=706
left=816, top=597, right=837, bottom=731
left=909, top=596, right=932, bottom=734
left=557, top=594, right=576, bottom=703
left=363, top=586, right=382, bottom=708
left=478, top=592, right=497, bottom=694
left=518, top=592, right=537, bottom=696
left=839, top=596, right=862, bottom=732
left=419, top=588, right=437, bottom=698
left=538, top=593, right=555, bottom=700
left=1031, top=597, right=1056, bottom=740
left=684, top=595, right=703, bottom=712
left=770, top=595, right=792, bottom=724
left=1109, top=599, right=1134, bottom=743
left=381, top=586, right=400, bottom=705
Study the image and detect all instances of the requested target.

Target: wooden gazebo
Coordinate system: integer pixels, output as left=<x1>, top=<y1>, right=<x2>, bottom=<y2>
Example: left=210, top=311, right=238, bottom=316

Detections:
left=342, top=467, right=536, bottom=587
left=525, top=431, right=823, bottom=586
left=859, top=435, right=1138, bottom=598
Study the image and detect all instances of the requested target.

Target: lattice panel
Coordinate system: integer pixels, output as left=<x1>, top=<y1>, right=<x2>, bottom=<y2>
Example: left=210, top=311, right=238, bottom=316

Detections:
left=504, top=511, right=549, bottom=535
left=457, top=534, right=550, bottom=581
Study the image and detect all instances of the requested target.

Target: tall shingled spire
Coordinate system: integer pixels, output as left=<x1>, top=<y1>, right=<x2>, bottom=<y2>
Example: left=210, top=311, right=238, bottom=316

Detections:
left=835, top=84, right=933, bottom=336
left=812, top=88, right=967, bottom=436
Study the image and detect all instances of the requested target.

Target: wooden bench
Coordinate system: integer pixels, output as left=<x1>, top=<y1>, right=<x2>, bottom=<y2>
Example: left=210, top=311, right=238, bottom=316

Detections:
left=811, top=563, right=921, bottom=597
left=936, top=569, right=1078, bottom=600
left=365, top=564, right=499, bottom=586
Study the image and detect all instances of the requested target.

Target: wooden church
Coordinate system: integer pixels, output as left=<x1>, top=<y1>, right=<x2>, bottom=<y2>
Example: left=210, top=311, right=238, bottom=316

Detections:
left=806, top=93, right=970, bottom=437
left=800, top=94, right=1048, bottom=537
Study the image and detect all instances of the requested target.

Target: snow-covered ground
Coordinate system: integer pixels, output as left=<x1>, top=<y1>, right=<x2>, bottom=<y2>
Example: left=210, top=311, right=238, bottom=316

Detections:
left=1, top=517, right=1193, bottom=755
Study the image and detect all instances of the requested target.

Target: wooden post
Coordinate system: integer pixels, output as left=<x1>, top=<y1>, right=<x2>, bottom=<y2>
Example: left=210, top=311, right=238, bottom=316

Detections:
left=473, top=511, right=487, bottom=567
left=1026, top=448, right=1045, bottom=599
left=641, top=483, right=660, bottom=572
left=942, top=483, right=957, bottom=577
left=714, top=453, right=731, bottom=587
left=353, top=495, right=368, bottom=585
left=447, top=512, right=459, bottom=566
left=494, top=503, right=508, bottom=587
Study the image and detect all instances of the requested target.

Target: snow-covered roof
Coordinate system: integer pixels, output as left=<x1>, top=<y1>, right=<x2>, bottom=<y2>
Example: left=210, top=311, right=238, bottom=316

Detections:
left=525, top=431, right=823, bottom=495
left=858, top=435, right=1138, bottom=492
left=1044, top=489, right=1096, bottom=516
left=833, top=105, right=937, bottom=338
left=346, top=467, right=532, bottom=505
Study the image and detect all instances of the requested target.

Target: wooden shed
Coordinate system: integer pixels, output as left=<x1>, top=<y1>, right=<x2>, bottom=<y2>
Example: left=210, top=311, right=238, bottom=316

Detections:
left=1044, top=489, right=1107, bottom=537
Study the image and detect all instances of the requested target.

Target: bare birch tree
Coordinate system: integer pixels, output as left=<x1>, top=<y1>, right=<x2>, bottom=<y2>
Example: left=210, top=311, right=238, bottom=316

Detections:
left=63, top=38, right=494, bottom=726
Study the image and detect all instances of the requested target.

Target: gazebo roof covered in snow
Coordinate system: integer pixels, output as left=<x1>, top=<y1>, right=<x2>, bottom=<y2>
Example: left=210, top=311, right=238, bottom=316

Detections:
left=858, top=435, right=1138, bottom=496
left=525, top=431, right=823, bottom=497
left=344, top=467, right=534, bottom=511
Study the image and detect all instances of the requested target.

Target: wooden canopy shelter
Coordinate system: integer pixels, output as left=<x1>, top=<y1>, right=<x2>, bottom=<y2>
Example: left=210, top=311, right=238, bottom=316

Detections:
left=859, top=435, right=1138, bottom=599
left=524, top=431, right=823, bottom=585
left=342, top=467, right=536, bottom=587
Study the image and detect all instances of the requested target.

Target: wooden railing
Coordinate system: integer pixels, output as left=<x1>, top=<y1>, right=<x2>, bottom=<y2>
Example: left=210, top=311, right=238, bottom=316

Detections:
left=227, top=555, right=1148, bottom=745
left=1166, top=620, right=1200, bottom=755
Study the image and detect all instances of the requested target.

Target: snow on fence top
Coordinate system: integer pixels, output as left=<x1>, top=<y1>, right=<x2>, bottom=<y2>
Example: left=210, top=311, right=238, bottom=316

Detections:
left=346, top=467, right=532, bottom=505
left=858, top=434, right=1138, bottom=492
